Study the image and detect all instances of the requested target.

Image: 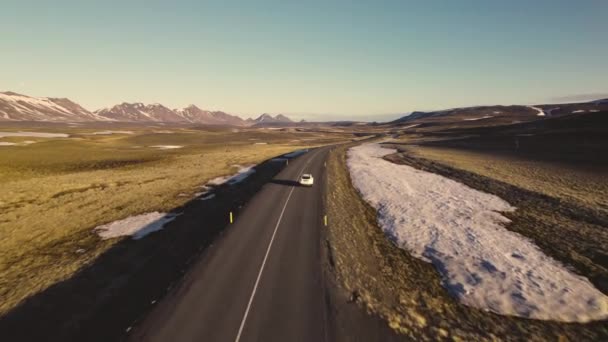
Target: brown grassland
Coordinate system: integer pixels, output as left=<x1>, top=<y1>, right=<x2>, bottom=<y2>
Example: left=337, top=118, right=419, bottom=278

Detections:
left=0, top=124, right=351, bottom=316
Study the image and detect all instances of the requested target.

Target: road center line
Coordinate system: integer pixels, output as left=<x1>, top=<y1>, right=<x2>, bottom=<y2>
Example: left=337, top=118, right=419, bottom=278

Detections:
left=234, top=149, right=321, bottom=342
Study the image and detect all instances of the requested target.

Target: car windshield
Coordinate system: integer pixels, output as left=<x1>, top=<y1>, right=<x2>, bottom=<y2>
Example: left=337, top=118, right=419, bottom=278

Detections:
left=302, top=175, right=310, bottom=179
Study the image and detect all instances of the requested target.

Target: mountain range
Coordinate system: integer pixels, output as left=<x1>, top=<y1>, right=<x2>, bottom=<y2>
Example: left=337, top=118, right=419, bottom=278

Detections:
left=1, top=90, right=606, bottom=127
left=0, top=91, right=293, bottom=126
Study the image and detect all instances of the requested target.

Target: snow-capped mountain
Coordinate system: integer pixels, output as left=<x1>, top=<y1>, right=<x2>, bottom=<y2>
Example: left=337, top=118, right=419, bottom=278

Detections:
left=255, top=113, right=275, bottom=123
left=97, top=103, right=252, bottom=125
left=0, top=90, right=256, bottom=125
left=275, top=114, right=292, bottom=122
left=95, top=103, right=185, bottom=122
left=0, top=91, right=110, bottom=121
left=175, top=105, right=216, bottom=123
left=176, top=105, right=249, bottom=126
left=208, top=110, right=250, bottom=126
left=252, top=113, right=294, bottom=124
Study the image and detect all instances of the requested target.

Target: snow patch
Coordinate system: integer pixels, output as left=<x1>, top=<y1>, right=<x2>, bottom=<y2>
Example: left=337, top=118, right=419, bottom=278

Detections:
left=546, top=107, right=559, bottom=115
left=400, top=124, right=420, bottom=129
left=346, top=142, right=608, bottom=322
left=94, top=212, right=179, bottom=240
left=529, top=106, right=546, bottom=117
left=208, top=165, right=255, bottom=185
left=0, top=131, right=69, bottom=138
left=151, top=145, right=183, bottom=149
left=199, top=194, right=216, bottom=201
left=253, top=142, right=268, bottom=145
left=464, top=115, right=493, bottom=121
left=0, top=140, right=38, bottom=146
left=90, top=130, right=134, bottom=135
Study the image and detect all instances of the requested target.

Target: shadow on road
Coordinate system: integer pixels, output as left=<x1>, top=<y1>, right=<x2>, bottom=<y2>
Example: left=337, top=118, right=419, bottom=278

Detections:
left=270, top=179, right=301, bottom=187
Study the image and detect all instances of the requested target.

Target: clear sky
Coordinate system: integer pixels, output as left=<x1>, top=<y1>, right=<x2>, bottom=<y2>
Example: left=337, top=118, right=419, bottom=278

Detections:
left=1, top=0, right=607, bottom=121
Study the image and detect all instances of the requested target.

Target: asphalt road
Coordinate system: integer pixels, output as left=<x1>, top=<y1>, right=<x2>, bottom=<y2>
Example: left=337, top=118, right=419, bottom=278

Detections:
left=130, top=146, right=331, bottom=342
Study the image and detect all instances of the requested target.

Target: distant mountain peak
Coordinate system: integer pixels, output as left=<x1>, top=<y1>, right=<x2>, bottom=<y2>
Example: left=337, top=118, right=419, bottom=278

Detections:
left=253, top=113, right=293, bottom=124
left=256, top=113, right=274, bottom=121
left=275, top=114, right=293, bottom=122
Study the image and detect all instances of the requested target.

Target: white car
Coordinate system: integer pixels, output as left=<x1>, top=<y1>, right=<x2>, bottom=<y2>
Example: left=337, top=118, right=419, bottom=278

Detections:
left=299, top=174, right=314, bottom=186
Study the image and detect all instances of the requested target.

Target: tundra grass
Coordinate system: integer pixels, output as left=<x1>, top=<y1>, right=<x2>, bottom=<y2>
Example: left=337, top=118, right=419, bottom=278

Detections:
left=405, top=146, right=608, bottom=215
left=0, top=127, right=349, bottom=315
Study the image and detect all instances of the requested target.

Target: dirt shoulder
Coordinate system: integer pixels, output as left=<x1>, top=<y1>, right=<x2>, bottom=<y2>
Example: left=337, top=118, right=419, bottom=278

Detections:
left=323, top=142, right=608, bottom=341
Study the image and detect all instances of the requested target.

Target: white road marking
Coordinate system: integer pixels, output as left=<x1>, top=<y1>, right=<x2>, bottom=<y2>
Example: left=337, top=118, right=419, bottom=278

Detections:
left=234, top=149, right=321, bottom=342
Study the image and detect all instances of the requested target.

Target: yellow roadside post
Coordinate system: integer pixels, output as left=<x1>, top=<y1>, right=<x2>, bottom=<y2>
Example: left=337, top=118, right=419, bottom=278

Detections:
left=230, top=211, right=233, bottom=224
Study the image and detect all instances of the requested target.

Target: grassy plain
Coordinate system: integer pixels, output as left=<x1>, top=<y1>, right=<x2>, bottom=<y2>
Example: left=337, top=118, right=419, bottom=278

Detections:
left=0, top=124, right=351, bottom=315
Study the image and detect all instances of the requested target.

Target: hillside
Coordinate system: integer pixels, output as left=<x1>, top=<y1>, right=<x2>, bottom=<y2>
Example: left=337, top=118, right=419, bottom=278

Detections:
left=250, top=113, right=294, bottom=126
left=0, top=92, right=110, bottom=122
left=387, top=101, right=608, bottom=132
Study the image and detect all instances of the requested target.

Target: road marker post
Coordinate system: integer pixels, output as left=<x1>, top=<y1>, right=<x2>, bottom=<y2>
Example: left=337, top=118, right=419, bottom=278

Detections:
left=324, top=215, right=327, bottom=226
left=230, top=211, right=233, bottom=224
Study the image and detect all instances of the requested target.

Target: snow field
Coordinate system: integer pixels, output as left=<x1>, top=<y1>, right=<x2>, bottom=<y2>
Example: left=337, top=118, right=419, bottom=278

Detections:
left=347, top=142, right=608, bottom=322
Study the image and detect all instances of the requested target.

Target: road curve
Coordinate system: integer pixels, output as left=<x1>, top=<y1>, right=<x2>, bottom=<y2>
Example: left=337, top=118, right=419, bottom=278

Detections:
left=129, top=146, right=331, bottom=342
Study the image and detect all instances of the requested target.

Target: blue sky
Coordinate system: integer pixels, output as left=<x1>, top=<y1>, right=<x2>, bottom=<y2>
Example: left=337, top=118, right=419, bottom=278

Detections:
left=1, top=1, right=607, bottom=120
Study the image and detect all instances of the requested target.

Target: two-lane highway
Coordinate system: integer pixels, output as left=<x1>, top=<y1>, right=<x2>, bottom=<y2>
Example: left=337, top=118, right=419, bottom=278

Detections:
left=130, top=146, right=331, bottom=342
